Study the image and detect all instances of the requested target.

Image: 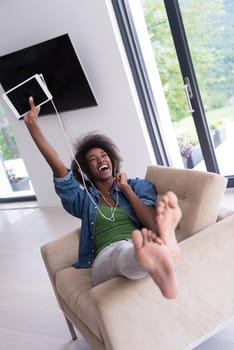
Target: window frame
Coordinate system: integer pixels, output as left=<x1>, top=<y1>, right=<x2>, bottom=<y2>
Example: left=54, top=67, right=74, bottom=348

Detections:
left=111, top=0, right=170, bottom=166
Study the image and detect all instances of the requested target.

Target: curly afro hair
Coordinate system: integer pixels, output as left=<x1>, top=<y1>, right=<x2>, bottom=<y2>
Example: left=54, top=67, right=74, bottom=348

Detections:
left=71, top=133, right=122, bottom=184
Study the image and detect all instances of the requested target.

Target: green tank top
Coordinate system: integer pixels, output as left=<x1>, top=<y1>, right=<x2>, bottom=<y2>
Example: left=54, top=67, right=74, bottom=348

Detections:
left=95, top=204, right=137, bottom=254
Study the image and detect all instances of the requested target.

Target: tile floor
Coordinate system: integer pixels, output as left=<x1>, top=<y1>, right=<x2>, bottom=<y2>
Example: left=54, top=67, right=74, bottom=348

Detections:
left=0, top=189, right=234, bottom=350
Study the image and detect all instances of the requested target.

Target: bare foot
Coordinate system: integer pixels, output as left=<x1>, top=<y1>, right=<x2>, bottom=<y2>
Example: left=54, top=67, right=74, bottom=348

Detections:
left=132, top=228, right=178, bottom=299
left=155, top=191, right=181, bottom=262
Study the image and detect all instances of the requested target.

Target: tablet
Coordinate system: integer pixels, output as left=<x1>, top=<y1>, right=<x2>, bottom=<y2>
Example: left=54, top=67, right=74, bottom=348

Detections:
left=2, top=74, right=53, bottom=119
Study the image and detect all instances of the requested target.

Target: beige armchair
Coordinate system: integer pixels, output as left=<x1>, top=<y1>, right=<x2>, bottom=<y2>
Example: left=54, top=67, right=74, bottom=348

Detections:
left=41, top=165, right=234, bottom=350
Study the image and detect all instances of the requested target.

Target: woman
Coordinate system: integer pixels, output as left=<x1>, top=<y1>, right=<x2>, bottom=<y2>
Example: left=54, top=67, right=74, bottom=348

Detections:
left=24, top=97, right=181, bottom=299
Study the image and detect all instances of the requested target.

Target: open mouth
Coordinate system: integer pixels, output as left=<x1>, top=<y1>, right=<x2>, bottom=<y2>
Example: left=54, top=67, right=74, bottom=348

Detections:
left=98, top=164, right=109, bottom=172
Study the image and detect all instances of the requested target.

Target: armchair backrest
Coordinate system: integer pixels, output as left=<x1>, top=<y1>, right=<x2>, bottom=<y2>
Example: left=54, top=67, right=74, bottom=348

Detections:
left=145, top=165, right=227, bottom=242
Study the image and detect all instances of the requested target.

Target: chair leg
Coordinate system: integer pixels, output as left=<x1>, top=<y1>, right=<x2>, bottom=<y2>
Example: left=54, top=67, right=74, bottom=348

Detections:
left=64, top=315, right=77, bottom=340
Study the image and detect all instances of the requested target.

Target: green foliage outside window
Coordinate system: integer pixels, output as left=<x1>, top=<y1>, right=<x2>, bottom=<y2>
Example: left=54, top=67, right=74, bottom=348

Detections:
left=142, top=0, right=233, bottom=122
left=0, top=104, right=19, bottom=161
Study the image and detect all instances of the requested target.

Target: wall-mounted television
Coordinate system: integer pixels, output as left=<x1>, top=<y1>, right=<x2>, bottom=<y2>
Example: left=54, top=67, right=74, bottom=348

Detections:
left=0, top=34, right=97, bottom=116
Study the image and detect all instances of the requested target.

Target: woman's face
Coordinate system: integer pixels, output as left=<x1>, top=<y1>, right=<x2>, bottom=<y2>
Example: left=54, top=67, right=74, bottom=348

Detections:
left=85, top=147, right=113, bottom=181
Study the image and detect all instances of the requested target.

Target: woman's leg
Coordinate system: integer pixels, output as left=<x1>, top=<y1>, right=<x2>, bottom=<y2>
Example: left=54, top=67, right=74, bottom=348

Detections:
left=92, top=240, right=147, bottom=286
left=132, top=191, right=181, bottom=299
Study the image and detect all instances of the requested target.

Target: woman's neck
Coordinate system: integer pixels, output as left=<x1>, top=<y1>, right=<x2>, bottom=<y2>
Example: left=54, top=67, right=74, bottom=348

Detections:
left=94, top=178, right=114, bottom=195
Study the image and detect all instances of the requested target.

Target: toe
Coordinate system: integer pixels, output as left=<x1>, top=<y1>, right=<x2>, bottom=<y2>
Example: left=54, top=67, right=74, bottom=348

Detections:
left=132, top=230, right=144, bottom=250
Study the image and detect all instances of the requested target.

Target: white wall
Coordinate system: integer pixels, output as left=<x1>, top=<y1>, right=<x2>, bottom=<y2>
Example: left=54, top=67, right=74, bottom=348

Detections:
left=0, top=0, right=156, bottom=206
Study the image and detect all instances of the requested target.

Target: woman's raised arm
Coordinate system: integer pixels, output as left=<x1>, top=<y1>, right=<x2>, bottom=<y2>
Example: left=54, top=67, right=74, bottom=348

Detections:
left=23, top=97, right=67, bottom=177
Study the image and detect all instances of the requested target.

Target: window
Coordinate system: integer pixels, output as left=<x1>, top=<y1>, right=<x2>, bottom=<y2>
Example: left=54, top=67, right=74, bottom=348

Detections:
left=0, top=103, right=36, bottom=202
left=112, top=0, right=234, bottom=187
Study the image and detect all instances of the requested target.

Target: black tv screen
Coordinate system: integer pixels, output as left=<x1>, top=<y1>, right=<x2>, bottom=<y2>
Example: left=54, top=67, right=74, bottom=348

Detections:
left=0, top=34, right=97, bottom=115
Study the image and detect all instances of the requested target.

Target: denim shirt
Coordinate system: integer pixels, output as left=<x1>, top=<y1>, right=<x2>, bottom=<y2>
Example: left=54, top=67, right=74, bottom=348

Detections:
left=54, top=170, right=157, bottom=268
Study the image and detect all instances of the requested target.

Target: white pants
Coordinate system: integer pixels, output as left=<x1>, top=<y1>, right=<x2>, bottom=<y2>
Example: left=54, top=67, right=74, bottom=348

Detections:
left=92, top=239, right=148, bottom=286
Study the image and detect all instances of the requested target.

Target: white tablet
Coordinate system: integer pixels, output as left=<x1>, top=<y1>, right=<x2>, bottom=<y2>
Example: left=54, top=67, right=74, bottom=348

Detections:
left=2, top=74, right=53, bottom=119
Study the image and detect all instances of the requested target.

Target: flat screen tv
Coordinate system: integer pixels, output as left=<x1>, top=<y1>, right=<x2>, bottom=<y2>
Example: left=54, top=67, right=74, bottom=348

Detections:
left=0, top=33, right=97, bottom=116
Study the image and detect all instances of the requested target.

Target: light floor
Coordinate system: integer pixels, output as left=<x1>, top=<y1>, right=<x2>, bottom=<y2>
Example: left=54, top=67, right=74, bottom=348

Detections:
left=0, top=189, right=234, bottom=350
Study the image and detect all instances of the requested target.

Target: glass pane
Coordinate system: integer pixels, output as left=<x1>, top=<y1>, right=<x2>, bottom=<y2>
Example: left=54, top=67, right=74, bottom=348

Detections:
left=0, top=104, right=35, bottom=201
left=179, top=0, right=234, bottom=176
left=138, top=0, right=205, bottom=169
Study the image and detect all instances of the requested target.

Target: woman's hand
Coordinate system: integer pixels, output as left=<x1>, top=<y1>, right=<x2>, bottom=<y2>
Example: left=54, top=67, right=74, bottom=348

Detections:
left=115, top=172, right=130, bottom=192
left=23, top=96, right=40, bottom=128
left=116, top=172, right=156, bottom=231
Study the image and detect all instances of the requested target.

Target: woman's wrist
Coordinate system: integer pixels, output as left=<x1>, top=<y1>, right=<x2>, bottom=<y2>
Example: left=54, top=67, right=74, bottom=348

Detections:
left=122, top=183, right=134, bottom=197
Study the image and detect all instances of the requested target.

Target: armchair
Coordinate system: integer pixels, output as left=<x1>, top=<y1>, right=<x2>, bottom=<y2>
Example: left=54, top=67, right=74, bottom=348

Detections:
left=41, top=165, right=234, bottom=350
